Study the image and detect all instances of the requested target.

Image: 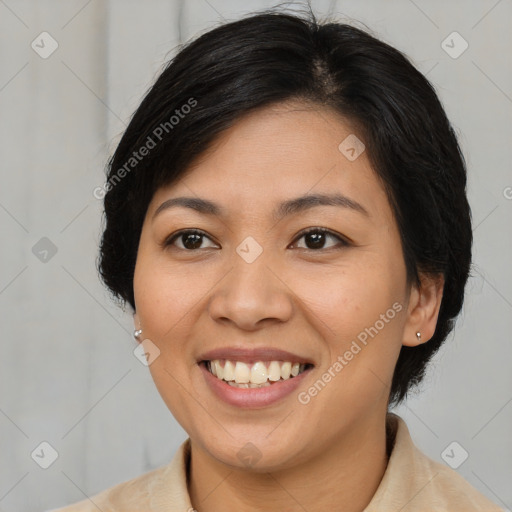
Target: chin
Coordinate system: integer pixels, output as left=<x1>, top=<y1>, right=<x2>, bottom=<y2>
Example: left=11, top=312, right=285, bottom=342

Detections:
left=197, top=431, right=310, bottom=473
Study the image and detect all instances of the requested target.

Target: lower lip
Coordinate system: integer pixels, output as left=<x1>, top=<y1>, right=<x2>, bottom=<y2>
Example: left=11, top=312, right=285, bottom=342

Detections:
left=199, top=362, right=313, bottom=409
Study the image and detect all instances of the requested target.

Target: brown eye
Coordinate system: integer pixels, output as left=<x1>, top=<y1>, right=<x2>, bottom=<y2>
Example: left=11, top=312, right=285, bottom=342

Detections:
left=164, top=230, right=217, bottom=250
left=292, top=228, right=349, bottom=250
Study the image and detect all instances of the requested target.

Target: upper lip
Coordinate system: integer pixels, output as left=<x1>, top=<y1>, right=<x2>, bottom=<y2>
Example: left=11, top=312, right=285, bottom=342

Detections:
left=197, top=347, right=315, bottom=366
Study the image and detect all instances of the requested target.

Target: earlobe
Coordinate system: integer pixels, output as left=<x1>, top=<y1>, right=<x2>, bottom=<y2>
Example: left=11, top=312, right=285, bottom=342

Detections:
left=402, top=273, right=444, bottom=347
left=133, top=312, right=143, bottom=343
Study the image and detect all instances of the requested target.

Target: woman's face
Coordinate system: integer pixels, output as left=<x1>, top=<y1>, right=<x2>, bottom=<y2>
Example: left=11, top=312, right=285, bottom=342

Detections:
left=133, top=101, right=432, bottom=470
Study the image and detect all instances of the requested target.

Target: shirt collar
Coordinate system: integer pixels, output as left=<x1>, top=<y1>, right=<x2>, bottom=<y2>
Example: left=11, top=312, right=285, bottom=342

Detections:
left=149, top=413, right=502, bottom=511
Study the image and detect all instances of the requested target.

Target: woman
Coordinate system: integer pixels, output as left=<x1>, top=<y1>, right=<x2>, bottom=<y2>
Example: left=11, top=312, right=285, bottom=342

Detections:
left=53, top=8, right=503, bottom=512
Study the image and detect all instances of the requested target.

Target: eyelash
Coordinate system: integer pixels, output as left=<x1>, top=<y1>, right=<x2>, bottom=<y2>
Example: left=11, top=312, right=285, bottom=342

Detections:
left=162, top=227, right=350, bottom=252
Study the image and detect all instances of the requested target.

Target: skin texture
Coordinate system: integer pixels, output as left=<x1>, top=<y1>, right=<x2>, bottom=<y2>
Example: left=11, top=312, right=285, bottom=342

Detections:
left=132, top=101, right=444, bottom=512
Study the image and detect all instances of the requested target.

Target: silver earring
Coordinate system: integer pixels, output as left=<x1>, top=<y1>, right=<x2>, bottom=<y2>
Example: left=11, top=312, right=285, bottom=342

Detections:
left=416, top=331, right=421, bottom=342
left=134, top=329, right=142, bottom=340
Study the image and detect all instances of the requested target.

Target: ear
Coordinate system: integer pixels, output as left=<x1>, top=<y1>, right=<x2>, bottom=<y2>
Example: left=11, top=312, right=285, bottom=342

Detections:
left=402, top=273, right=444, bottom=347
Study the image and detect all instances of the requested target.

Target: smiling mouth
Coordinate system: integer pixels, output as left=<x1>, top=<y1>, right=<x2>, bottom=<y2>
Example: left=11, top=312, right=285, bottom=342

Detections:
left=200, top=359, right=314, bottom=388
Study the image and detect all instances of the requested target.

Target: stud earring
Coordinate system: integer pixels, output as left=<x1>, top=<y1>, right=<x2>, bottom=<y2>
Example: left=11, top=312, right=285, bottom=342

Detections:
left=416, top=331, right=421, bottom=343
left=134, top=329, right=142, bottom=340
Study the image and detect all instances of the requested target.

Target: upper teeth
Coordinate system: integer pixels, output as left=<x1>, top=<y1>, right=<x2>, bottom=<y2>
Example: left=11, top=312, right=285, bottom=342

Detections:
left=207, top=360, right=307, bottom=384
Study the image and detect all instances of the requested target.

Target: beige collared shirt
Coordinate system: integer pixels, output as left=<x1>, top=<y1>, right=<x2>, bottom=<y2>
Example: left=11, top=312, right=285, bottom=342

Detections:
left=51, top=414, right=504, bottom=511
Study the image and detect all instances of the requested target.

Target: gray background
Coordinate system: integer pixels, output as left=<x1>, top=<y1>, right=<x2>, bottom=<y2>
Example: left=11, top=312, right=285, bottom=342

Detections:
left=0, top=1, right=511, bottom=511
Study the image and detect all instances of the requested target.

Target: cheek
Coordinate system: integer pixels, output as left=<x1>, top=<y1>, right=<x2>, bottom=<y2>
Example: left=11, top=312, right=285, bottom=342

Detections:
left=289, top=253, right=405, bottom=339
left=134, top=254, right=203, bottom=336
left=134, top=256, right=202, bottom=425
left=289, top=253, right=406, bottom=404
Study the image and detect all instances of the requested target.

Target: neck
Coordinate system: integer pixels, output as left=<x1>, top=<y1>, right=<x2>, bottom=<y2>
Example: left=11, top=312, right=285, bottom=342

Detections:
left=187, top=412, right=391, bottom=512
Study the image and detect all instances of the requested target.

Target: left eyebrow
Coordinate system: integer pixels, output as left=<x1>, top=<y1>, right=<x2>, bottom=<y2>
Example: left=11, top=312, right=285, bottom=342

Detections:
left=152, top=192, right=370, bottom=221
left=273, top=192, right=370, bottom=220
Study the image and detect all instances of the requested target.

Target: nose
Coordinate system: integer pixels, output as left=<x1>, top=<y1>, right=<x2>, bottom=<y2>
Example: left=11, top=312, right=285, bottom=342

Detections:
left=207, top=251, right=294, bottom=331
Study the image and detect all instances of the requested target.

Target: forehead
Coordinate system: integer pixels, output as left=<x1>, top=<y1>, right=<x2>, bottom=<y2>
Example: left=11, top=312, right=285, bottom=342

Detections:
left=149, top=102, right=392, bottom=224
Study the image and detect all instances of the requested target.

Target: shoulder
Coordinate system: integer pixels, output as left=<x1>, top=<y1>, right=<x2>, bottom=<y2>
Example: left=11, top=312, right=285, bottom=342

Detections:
left=49, top=438, right=192, bottom=512
left=412, top=448, right=503, bottom=511
left=48, top=464, right=169, bottom=512
left=366, top=414, right=504, bottom=512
